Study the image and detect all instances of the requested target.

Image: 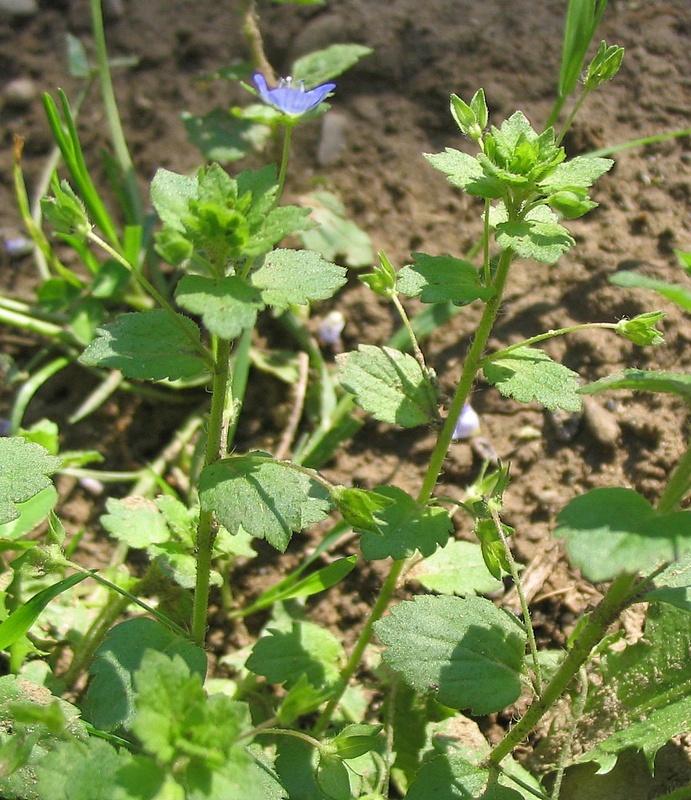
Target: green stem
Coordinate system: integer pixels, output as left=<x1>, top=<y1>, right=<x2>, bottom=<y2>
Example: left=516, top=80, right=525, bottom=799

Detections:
left=191, top=336, right=232, bottom=646
left=313, top=560, right=406, bottom=736
left=489, top=322, right=617, bottom=361
left=657, top=440, right=691, bottom=515
left=314, top=249, right=516, bottom=734
left=419, top=247, right=514, bottom=503
left=555, top=88, right=591, bottom=146
left=488, top=572, right=639, bottom=766
left=491, top=506, right=542, bottom=695
left=276, top=124, right=293, bottom=205
left=89, top=0, right=144, bottom=224
left=391, top=293, right=428, bottom=376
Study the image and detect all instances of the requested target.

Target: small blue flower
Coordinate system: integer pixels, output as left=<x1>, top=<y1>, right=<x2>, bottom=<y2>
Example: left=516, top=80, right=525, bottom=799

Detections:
left=452, top=402, right=480, bottom=441
left=253, top=73, right=336, bottom=117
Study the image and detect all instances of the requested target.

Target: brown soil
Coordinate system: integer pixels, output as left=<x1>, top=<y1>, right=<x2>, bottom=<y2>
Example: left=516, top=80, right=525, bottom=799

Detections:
left=1, top=0, right=690, bottom=795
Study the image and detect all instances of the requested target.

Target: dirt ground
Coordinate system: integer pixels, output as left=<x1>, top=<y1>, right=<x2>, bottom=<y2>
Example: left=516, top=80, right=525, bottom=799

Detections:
left=1, top=0, right=690, bottom=794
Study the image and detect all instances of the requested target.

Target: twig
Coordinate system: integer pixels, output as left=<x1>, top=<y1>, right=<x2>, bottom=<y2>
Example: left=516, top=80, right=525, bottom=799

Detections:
left=275, top=351, right=310, bottom=460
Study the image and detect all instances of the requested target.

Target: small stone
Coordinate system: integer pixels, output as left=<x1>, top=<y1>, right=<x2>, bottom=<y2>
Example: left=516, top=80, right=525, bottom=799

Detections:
left=0, top=0, right=38, bottom=18
left=582, top=396, right=620, bottom=447
left=3, top=77, right=37, bottom=109
left=317, top=111, right=348, bottom=166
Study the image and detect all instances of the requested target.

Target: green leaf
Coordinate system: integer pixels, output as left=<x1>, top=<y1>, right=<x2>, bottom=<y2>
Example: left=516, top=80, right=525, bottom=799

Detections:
left=646, top=551, right=691, bottom=612
left=198, top=452, right=332, bottom=551
left=291, top=44, right=373, bottom=85
left=299, top=191, right=373, bottom=269
left=483, top=346, right=581, bottom=412
left=359, top=486, right=452, bottom=561
left=337, top=345, right=439, bottom=427
left=0, top=485, right=58, bottom=541
left=495, top=213, right=575, bottom=263
left=182, top=109, right=272, bottom=163
left=409, top=540, right=504, bottom=595
left=246, top=205, right=312, bottom=257
left=150, top=168, right=199, bottom=233
left=580, top=604, right=691, bottom=774
left=79, top=310, right=207, bottom=381
left=0, top=573, right=87, bottom=652
left=396, top=253, right=494, bottom=305
left=35, top=737, right=130, bottom=800
left=325, top=724, right=382, bottom=761
left=246, top=621, right=345, bottom=689
left=84, top=617, right=206, bottom=732
left=374, top=595, right=526, bottom=714
left=539, top=156, right=613, bottom=193
left=406, top=754, right=503, bottom=799
left=316, top=755, right=351, bottom=800
left=610, top=269, right=691, bottom=312
left=331, top=485, right=396, bottom=534
left=175, top=275, right=265, bottom=340
left=425, top=148, right=504, bottom=199
left=100, top=496, right=170, bottom=549
left=554, top=488, right=691, bottom=582
left=0, top=438, right=61, bottom=526
left=580, top=368, right=691, bottom=399
left=250, top=249, right=347, bottom=308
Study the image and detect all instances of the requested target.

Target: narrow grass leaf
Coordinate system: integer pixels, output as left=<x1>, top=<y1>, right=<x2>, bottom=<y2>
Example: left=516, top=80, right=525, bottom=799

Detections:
left=0, top=573, right=87, bottom=652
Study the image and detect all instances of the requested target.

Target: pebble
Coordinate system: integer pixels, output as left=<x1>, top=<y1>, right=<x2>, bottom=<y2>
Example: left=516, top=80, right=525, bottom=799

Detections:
left=582, top=396, right=620, bottom=447
left=3, top=77, right=37, bottom=109
left=0, top=0, right=38, bottom=18
left=317, top=111, right=348, bottom=166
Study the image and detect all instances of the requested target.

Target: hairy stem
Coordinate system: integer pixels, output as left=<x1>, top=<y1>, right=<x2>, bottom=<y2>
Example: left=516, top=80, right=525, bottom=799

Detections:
left=488, top=572, right=639, bottom=766
left=191, top=336, right=232, bottom=645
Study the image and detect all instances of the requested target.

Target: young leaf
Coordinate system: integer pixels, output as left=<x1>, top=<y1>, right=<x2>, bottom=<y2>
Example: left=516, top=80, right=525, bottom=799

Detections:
left=358, top=486, right=452, bottom=561
left=425, top=148, right=504, bottom=199
left=35, top=737, right=130, bottom=800
left=175, top=274, right=265, bottom=340
left=79, top=309, right=207, bottom=381
left=337, top=345, right=439, bottom=427
left=580, top=368, right=691, bottom=399
left=150, top=167, right=199, bottom=232
left=0, top=437, right=61, bottom=525
left=396, top=253, right=494, bottom=306
left=374, top=595, right=526, bottom=714
left=199, top=451, right=332, bottom=552
left=483, top=346, right=582, bottom=412
left=408, top=540, right=503, bottom=596
left=554, top=487, right=691, bottom=581
left=331, top=485, right=396, bottom=534
left=538, top=155, right=614, bottom=194
left=246, top=621, right=345, bottom=689
left=250, top=248, right=347, bottom=308
left=494, top=211, right=575, bottom=264
left=84, top=617, right=206, bottom=732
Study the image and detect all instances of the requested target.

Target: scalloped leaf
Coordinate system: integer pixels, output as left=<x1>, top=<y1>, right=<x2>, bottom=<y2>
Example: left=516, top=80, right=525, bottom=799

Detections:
left=396, top=253, right=494, bottom=306
left=0, top=438, right=61, bottom=525
left=337, top=345, right=439, bottom=427
left=79, top=310, right=207, bottom=381
left=175, top=274, right=265, bottom=339
left=198, top=451, right=332, bottom=552
left=483, top=346, right=581, bottom=412
left=374, top=595, right=526, bottom=714
left=409, top=540, right=504, bottom=596
left=250, top=248, right=347, bottom=308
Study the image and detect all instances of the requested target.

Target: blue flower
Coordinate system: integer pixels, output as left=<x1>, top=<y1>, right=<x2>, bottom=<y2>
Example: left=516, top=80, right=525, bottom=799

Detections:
left=253, top=73, right=336, bottom=117
left=451, top=402, right=480, bottom=441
